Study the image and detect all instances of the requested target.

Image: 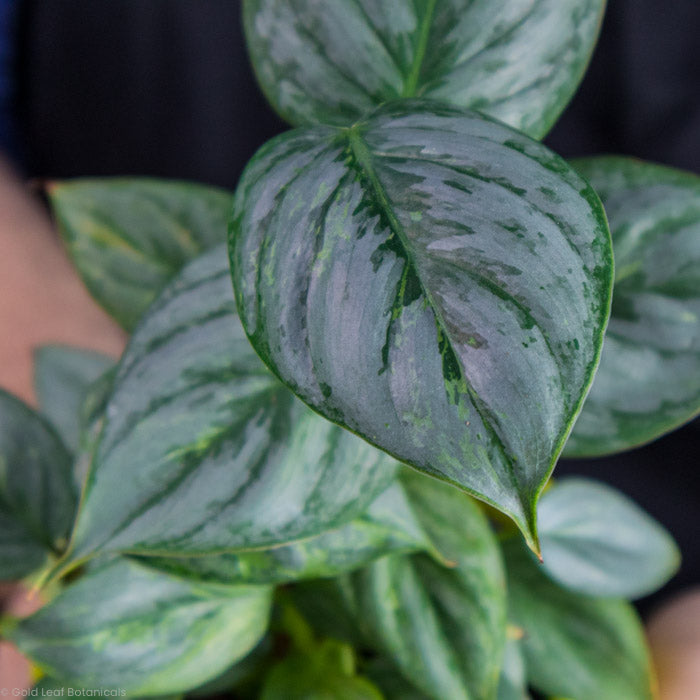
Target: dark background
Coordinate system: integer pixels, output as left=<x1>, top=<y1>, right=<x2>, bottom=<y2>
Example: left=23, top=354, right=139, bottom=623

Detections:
left=10, top=0, right=700, bottom=615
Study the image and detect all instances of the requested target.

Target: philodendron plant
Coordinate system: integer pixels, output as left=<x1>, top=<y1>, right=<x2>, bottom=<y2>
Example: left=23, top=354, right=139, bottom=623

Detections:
left=1, top=2, right=698, bottom=698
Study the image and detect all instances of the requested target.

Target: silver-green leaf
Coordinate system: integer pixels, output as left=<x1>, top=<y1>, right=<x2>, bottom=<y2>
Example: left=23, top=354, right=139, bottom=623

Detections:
left=8, top=557, right=272, bottom=695
left=49, top=178, right=232, bottom=330
left=504, top=539, right=655, bottom=700
left=138, top=480, right=429, bottom=585
left=566, top=156, right=700, bottom=456
left=243, top=0, right=605, bottom=139
left=230, top=100, right=613, bottom=548
left=538, top=478, right=680, bottom=599
left=60, top=246, right=397, bottom=567
left=34, top=345, right=115, bottom=454
left=0, top=390, right=76, bottom=580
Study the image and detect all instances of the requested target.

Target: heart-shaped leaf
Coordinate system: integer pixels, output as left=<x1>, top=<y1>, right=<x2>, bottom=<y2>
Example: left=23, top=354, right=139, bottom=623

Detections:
left=230, top=100, right=613, bottom=547
left=49, top=178, right=232, bottom=330
left=138, top=480, right=429, bottom=585
left=293, top=470, right=507, bottom=700
left=565, top=157, right=700, bottom=456
left=0, top=390, right=76, bottom=580
left=243, top=0, right=605, bottom=139
left=34, top=345, right=115, bottom=454
left=538, top=478, right=680, bottom=598
left=7, top=558, right=272, bottom=695
left=61, top=245, right=397, bottom=568
left=504, top=539, right=655, bottom=700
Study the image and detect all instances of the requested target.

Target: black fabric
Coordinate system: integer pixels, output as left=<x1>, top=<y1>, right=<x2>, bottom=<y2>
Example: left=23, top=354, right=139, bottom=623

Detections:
left=16, top=0, right=286, bottom=187
left=16, top=0, right=700, bottom=613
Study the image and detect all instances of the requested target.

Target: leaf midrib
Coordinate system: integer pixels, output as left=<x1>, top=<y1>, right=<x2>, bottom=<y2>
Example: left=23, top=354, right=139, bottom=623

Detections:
left=402, top=0, right=437, bottom=97
left=345, top=125, right=523, bottom=514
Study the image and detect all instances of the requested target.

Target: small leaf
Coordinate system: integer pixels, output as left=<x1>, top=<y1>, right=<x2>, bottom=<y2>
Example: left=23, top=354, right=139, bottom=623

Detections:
left=504, top=539, right=655, bottom=700
left=497, top=637, right=530, bottom=700
left=364, top=657, right=431, bottom=700
left=565, top=156, right=700, bottom=456
left=0, top=390, right=76, bottom=580
left=260, top=640, right=383, bottom=700
left=230, top=100, right=613, bottom=546
left=139, top=480, right=429, bottom=585
left=295, top=471, right=507, bottom=700
left=62, top=246, right=397, bottom=566
left=34, top=345, right=115, bottom=454
left=537, top=477, right=680, bottom=599
left=243, top=0, right=605, bottom=139
left=49, top=178, right=232, bottom=330
left=9, top=558, right=272, bottom=695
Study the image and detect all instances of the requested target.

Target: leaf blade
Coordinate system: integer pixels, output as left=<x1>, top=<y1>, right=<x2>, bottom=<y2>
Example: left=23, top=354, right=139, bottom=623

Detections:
left=565, top=156, right=700, bottom=456
left=538, top=477, right=680, bottom=599
left=0, top=391, right=76, bottom=579
left=34, top=345, right=115, bottom=454
left=63, top=245, right=397, bottom=564
left=230, top=100, right=613, bottom=544
left=243, top=0, right=605, bottom=138
left=49, top=178, right=232, bottom=330
left=138, top=480, right=429, bottom=585
left=504, top=539, right=655, bottom=700
left=9, top=558, right=272, bottom=694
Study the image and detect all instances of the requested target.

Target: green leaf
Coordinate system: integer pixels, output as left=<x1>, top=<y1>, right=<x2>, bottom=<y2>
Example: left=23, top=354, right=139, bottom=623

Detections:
left=364, top=657, right=431, bottom=700
left=34, top=677, right=182, bottom=700
left=34, top=345, right=115, bottom=454
left=504, top=539, right=655, bottom=700
left=243, top=0, right=605, bottom=139
left=138, top=480, right=429, bottom=585
left=537, top=477, right=679, bottom=599
left=49, top=178, right=232, bottom=330
left=565, top=156, right=700, bottom=455
left=497, top=637, right=530, bottom=700
left=61, top=245, right=397, bottom=567
left=230, top=100, right=613, bottom=547
left=260, top=640, right=384, bottom=700
left=9, top=558, right=272, bottom=695
left=0, top=390, right=76, bottom=580
left=301, top=471, right=506, bottom=700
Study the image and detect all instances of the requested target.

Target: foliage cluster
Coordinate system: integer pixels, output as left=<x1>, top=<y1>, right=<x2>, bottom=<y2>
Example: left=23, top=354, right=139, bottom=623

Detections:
left=2, top=2, right=699, bottom=698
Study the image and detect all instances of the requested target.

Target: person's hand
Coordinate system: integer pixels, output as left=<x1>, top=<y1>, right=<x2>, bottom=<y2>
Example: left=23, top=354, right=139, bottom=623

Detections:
left=0, top=155, right=125, bottom=691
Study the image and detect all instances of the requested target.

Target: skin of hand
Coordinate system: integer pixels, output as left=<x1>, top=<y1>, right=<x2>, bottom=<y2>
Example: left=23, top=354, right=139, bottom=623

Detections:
left=0, top=155, right=125, bottom=691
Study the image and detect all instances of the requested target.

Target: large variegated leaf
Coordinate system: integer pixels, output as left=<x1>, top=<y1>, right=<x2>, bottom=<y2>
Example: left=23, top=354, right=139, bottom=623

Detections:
left=538, top=478, right=679, bottom=599
left=60, top=246, right=397, bottom=568
left=243, top=0, right=605, bottom=139
left=7, top=558, right=272, bottom=695
left=138, top=481, right=429, bottom=585
left=230, top=100, right=613, bottom=547
left=34, top=345, right=115, bottom=453
left=504, top=540, right=655, bottom=700
left=49, top=178, right=232, bottom=330
left=565, top=157, right=700, bottom=456
left=0, top=391, right=76, bottom=580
